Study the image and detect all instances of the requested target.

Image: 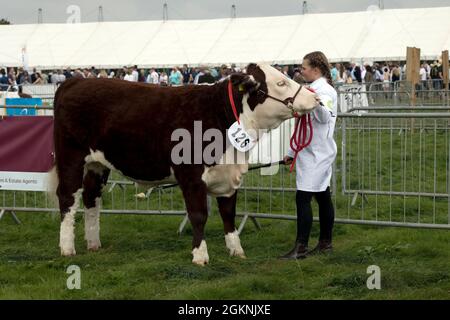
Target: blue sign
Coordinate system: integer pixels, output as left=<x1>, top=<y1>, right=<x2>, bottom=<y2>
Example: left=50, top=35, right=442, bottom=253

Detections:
left=5, top=98, right=43, bottom=116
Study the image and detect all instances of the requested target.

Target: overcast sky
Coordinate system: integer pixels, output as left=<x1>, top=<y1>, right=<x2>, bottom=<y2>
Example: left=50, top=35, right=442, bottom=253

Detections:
left=1, top=0, right=450, bottom=24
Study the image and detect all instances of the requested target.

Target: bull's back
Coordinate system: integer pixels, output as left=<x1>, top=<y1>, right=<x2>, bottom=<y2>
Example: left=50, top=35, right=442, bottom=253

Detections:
left=52, top=78, right=210, bottom=181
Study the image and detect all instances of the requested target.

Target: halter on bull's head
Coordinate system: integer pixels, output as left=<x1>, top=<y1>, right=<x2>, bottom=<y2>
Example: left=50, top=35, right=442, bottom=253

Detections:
left=229, top=63, right=319, bottom=130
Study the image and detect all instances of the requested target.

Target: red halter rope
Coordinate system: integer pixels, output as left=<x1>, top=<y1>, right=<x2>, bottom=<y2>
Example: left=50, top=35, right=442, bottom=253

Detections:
left=288, top=87, right=316, bottom=172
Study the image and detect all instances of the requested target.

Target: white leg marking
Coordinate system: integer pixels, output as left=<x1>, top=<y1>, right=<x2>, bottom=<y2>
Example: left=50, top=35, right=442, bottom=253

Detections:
left=225, top=230, right=246, bottom=258
left=60, top=189, right=83, bottom=256
left=192, top=240, right=209, bottom=266
left=84, top=197, right=101, bottom=251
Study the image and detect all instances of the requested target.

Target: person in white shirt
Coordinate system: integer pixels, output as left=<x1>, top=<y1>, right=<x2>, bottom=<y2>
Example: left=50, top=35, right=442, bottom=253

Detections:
left=131, top=65, right=139, bottom=82
left=280, top=51, right=337, bottom=260
left=159, top=71, right=168, bottom=86
left=124, top=69, right=135, bottom=82
left=147, top=68, right=159, bottom=84
left=419, top=64, right=428, bottom=90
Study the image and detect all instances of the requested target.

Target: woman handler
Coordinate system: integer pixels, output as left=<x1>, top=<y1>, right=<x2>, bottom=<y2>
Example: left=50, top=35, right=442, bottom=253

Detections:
left=280, top=51, right=338, bottom=260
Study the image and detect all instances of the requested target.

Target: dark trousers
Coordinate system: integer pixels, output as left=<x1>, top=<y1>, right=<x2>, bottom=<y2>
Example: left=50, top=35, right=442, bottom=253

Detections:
left=296, top=187, right=335, bottom=246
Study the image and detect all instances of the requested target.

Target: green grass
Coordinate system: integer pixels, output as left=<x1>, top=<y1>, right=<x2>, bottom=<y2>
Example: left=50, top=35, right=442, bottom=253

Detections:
left=0, top=211, right=449, bottom=299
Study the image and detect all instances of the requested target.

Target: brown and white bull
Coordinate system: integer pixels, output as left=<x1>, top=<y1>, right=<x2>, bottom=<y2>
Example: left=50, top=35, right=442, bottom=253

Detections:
left=51, top=63, right=319, bottom=265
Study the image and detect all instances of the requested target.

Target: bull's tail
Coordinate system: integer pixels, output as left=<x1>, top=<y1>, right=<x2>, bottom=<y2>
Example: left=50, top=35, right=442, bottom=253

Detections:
left=46, top=165, right=59, bottom=210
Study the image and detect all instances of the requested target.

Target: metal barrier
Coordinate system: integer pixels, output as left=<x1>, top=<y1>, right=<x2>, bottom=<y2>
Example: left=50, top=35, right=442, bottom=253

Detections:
left=1, top=101, right=450, bottom=231
left=338, top=82, right=450, bottom=111
left=338, top=112, right=450, bottom=229
left=21, top=84, right=58, bottom=106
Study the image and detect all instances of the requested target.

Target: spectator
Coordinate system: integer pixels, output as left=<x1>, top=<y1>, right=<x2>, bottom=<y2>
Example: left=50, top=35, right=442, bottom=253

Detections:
left=7, top=68, right=17, bottom=87
left=147, top=68, right=159, bottom=84
left=0, top=68, right=9, bottom=90
left=182, top=64, right=193, bottom=84
left=391, top=64, right=401, bottom=83
left=282, top=65, right=291, bottom=78
left=64, top=68, right=73, bottom=79
left=51, top=70, right=66, bottom=84
left=218, top=64, right=231, bottom=82
left=73, top=69, right=84, bottom=79
left=335, top=63, right=344, bottom=86
left=30, top=68, right=37, bottom=83
left=194, top=67, right=205, bottom=84
left=33, top=72, right=44, bottom=84
left=374, top=64, right=383, bottom=82
left=132, top=65, right=139, bottom=82
left=419, top=63, right=428, bottom=90
left=364, top=65, right=373, bottom=83
left=124, top=68, right=135, bottom=82
left=98, top=69, right=108, bottom=78
left=330, top=64, right=338, bottom=83
left=138, top=69, right=146, bottom=82
left=169, top=67, right=183, bottom=86
left=90, top=66, right=97, bottom=78
left=159, top=71, right=168, bottom=86
left=352, top=64, right=362, bottom=83
left=430, top=60, right=443, bottom=90
left=198, top=69, right=216, bottom=84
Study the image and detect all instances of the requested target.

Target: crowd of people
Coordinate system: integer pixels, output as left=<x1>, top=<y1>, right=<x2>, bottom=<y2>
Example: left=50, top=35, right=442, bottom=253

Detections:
left=0, top=59, right=448, bottom=91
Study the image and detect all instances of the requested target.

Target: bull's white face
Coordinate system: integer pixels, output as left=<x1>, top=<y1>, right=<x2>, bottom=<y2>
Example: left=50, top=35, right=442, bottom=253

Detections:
left=241, top=63, right=319, bottom=131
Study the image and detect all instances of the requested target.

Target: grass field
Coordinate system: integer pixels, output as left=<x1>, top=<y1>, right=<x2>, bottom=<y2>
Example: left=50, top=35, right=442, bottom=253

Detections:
left=1, top=211, right=449, bottom=299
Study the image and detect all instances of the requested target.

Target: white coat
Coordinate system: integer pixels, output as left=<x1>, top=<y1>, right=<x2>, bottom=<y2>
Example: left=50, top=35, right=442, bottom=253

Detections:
left=287, top=77, right=338, bottom=192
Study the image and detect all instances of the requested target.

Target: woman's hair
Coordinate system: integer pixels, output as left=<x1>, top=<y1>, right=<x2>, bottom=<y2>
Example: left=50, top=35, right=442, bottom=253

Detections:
left=303, top=51, right=333, bottom=87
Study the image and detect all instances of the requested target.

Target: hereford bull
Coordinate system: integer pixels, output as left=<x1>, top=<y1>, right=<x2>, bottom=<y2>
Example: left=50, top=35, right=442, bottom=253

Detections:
left=51, top=63, right=319, bottom=265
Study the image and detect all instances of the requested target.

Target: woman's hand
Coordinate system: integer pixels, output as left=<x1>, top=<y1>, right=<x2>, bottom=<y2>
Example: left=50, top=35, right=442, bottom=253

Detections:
left=283, top=156, right=293, bottom=165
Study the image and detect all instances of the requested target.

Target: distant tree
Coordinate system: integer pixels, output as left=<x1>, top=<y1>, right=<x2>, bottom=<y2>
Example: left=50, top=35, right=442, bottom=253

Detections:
left=0, top=18, right=11, bottom=25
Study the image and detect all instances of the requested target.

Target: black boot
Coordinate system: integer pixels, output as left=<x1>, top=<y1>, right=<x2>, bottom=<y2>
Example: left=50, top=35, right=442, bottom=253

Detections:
left=279, top=242, right=309, bottom=260
left=307, top=240, right=333, bottom=256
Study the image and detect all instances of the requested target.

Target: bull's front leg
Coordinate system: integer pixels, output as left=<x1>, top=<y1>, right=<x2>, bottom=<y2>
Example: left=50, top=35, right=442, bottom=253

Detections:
left=175, top=166, right=210, bottom=266
left=217, top=191, right=246, bottom=258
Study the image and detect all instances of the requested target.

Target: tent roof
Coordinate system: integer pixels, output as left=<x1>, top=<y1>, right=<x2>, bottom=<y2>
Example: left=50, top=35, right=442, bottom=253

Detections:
left=1, top=6, right=449, bottom=69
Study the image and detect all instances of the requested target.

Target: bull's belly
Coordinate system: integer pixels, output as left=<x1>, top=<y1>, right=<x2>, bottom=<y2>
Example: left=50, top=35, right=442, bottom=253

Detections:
left=202, top=164, right=249, bottom=197
left=85, top=148, right=248, bottom=197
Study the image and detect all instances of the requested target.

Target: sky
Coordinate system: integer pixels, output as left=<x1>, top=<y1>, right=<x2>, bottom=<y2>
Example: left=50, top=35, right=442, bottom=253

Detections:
left=1, top=0, right=450, bottom=24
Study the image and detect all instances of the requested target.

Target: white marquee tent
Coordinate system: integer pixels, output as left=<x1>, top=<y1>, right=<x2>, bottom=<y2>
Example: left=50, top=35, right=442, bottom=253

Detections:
left=0, top=6, right=449, bottom=69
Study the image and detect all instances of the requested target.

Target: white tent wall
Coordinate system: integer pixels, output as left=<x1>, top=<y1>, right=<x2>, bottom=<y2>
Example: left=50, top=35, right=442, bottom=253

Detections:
left=1, top=6, right=449, bottom=69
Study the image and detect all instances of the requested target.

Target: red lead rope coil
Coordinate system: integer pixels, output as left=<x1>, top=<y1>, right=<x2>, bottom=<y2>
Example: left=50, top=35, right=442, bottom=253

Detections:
left=288, top=87, right=316, bottom=172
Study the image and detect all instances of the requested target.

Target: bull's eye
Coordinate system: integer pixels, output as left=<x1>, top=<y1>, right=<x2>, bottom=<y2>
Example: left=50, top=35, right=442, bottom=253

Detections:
left=277, top=80, right=286, bottom=87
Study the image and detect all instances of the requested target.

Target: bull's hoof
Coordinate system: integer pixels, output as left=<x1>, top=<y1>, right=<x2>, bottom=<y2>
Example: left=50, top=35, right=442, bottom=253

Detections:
left=60, top=248, right=76, bottom=257
left=225, top=231, right=246, bottom=259
left=230, top=248, right=246, bottom=259
left=192, top=240, right=209, bottom=266
left=192, top=259, right=209, bottom=266
left=87, top=240, right=102, bottom=252
left=87, top=245, right=101, bottom=252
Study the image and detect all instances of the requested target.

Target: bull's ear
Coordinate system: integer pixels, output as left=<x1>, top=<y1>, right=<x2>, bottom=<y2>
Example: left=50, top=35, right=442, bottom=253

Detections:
left=230, top=73, right=260, bottom=93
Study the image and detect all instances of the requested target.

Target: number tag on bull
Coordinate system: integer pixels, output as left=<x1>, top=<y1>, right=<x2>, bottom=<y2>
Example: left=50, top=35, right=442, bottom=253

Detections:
left=227, top=121, right=256, bottom=152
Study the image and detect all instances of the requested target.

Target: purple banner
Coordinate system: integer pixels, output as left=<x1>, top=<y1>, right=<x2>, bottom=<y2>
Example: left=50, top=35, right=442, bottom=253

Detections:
left=0, top=116, right=54, bottom=172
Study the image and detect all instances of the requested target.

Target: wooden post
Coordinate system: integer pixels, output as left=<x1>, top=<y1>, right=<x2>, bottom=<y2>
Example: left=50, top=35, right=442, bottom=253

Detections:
left=406, top=47, right=420, bottom=132
left=442, top=50, right=449, bottom=126
left=443, top=50, right=449, bottom=91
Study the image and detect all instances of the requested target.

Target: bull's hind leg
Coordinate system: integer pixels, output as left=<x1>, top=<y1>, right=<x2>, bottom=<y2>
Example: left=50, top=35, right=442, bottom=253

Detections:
left=82, top=162, right=110, bottom=252
left=57, top=156, right=85, bottom=257
left=217, top=191, right=246, bottom=258
left=174, top=166, right=210, bottom=266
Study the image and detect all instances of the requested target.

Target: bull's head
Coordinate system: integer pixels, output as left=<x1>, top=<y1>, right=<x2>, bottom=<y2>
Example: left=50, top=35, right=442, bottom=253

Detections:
left=230, top=63, right=319, bottom=130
